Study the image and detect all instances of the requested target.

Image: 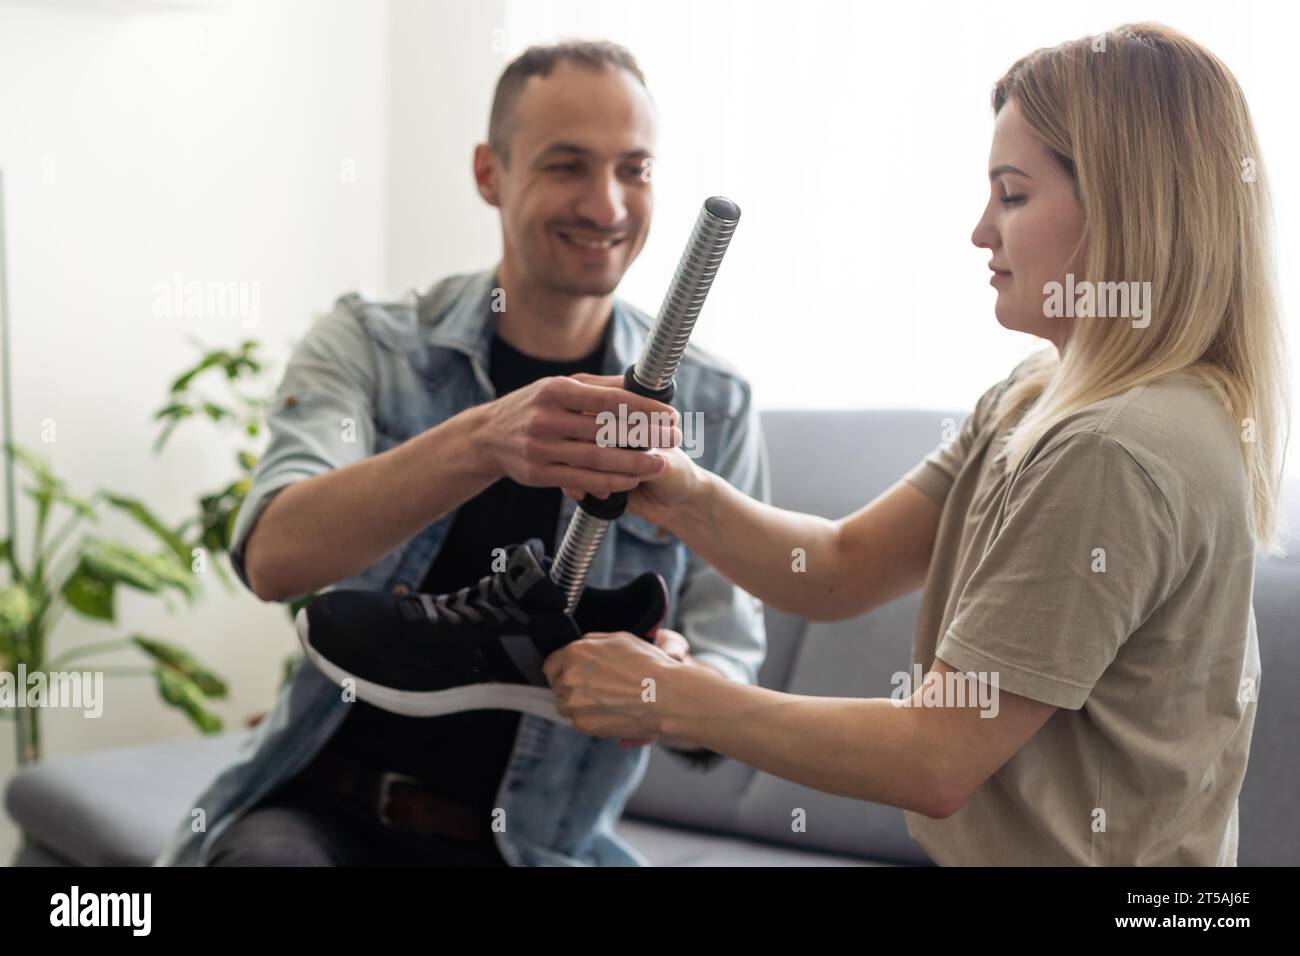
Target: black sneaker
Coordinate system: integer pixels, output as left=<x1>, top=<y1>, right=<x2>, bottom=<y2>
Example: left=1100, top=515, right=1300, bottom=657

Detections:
left=295, top=538, right=669, bottom=723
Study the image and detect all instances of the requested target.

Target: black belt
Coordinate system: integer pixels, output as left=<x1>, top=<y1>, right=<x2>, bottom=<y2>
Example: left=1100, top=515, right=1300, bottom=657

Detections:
left=291, top=749, right=494, bottom=844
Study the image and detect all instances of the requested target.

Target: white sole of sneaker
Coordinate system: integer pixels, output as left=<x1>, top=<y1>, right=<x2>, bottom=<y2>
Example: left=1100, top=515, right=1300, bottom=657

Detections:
left=295, top=607, right=571, bottom=726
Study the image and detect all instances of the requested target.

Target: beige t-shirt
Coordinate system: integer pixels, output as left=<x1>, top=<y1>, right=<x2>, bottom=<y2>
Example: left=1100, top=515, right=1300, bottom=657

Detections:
left=902, top=362, right=1260, bottom=865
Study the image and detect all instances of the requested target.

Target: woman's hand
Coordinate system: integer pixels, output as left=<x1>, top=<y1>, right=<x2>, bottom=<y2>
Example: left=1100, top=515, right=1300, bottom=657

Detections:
left=544, top=630, right=683, bottom=740
left=650, top=627, right=691, bottom=663
left=627, top=445, right=707, bottom=528
left=616, top=629, right=691, bottom=746
left=562, top=445, right=702, bottom=527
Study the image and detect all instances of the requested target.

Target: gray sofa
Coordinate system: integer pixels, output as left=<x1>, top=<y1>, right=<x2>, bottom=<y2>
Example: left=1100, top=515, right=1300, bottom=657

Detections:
left=6, top=409, right=1299, bottom=866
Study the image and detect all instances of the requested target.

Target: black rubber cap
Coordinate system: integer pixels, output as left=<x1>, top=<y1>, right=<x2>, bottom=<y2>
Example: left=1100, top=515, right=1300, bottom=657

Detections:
left=705, top=196, right=741, bottom=221
left=580, top=490, right=630, bottom=520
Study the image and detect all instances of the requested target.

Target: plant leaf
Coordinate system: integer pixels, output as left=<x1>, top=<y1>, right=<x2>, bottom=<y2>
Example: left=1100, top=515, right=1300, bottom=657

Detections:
left=103, top=495, right=189, bottom=566
left=0, top=584, right=35, bottom=654
left=51, top=487, right=98, bottom=519
left=60, top=566, right=115, bottom=621
left=79, top=539, right=198, bottom=601
left=201, top=401, right=233, bottom=423
left=79, top=541, right=160, bottom=592
left=196, top=488, right=241, bottom=553
left=4, top=442, right=56, bottom=488
left=153, top=666, right=223, bottom=733
left=152, top=401, right=192, bottom=423
left=207, top=556, right=235, bottom=593
left=132, top=635, right=227, bottom=698
left=151, top=416, right=185, bottom=454
left=168, top=353, right=224, bottom=395
left=0, top=584, right=33, bottom=624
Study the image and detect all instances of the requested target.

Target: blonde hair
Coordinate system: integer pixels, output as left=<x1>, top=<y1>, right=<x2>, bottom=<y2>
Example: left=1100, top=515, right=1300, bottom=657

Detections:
left=989, top=23, right=1291, bottom=553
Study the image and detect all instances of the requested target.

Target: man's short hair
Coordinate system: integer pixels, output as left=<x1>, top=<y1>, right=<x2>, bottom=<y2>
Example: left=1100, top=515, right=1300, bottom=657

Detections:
left=488, top=40, right=649, bottom=164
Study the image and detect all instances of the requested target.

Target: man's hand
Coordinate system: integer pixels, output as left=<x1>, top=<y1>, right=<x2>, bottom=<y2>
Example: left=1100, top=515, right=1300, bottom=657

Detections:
left=475, top=373, right=681, bottom=499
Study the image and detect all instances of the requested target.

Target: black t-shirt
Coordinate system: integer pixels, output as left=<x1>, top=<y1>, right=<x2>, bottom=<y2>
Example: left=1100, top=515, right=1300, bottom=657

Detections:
left=324, top=322, right=610, bottom=809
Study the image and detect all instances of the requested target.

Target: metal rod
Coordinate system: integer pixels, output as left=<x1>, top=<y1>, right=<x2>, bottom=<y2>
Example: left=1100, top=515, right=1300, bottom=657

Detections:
left=551, top=197, right=741, bottom=611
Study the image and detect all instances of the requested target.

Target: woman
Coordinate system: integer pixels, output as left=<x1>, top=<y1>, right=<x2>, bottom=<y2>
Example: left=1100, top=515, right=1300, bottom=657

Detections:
left=544, top=23, right=1289, bottom=866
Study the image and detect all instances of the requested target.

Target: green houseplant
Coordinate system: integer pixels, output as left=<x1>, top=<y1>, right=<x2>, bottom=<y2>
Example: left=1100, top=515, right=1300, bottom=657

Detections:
left=153, top=337, right=313, bottom=689
left=0, top=442, right=228, bottom=765
left=152, top=337, right=268, bottom=596
left=1, top=171, right=253, bottom=766
left=2, top=168, right=308, bottom=765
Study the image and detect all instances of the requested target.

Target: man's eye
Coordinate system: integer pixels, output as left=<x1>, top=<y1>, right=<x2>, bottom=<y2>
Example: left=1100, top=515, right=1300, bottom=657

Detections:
left=626, top=163, right=653, bottom=182
left=547, top=162, right=581, bottom=173
left=1000, top=194, right=1027, bottom=206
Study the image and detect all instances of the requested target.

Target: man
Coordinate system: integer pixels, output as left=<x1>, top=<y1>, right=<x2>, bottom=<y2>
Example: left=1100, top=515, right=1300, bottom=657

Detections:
left=156, top=40, right=768, bottom=867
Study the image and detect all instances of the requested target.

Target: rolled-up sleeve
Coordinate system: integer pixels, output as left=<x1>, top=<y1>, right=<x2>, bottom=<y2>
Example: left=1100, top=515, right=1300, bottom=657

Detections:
left=673, top=381, right=770, bottom=686
left=229, top=304, right=379, bottom=597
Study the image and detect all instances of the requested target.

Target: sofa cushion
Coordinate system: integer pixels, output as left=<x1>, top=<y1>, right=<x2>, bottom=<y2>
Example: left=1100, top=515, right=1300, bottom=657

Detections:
left=4, top=730, right=881, bottom=867
left=5, top=732, right=247, bottom=866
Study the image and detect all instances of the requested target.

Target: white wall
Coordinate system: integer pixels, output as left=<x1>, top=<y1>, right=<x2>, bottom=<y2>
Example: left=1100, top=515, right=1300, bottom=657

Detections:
left=496, top=0, right=1300, bottom=436
left=0, top=0, right=388, bottom=775
left=386, top=0, right=508, bottom=293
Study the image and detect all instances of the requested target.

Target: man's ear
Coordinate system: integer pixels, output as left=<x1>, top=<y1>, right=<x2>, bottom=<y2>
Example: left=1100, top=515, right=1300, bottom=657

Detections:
left=473, top=143, right=502, bottom=208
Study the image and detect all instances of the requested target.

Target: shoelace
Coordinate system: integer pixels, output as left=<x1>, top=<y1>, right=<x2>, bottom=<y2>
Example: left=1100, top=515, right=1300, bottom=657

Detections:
left=417, top=571, right=530, bottom=627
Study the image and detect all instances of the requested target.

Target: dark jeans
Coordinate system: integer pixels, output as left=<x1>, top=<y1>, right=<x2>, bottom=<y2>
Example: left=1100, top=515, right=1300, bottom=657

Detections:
left=206, top=774, right=509, bottom=867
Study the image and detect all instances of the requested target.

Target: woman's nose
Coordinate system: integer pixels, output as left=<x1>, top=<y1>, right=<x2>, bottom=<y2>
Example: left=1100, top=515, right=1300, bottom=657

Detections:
left=971, top=210, right=998, bottom=251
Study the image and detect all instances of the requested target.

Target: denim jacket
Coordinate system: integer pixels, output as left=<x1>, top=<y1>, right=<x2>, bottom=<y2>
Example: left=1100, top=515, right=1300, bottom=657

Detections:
left=155, top=269, right=769, bottom=866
